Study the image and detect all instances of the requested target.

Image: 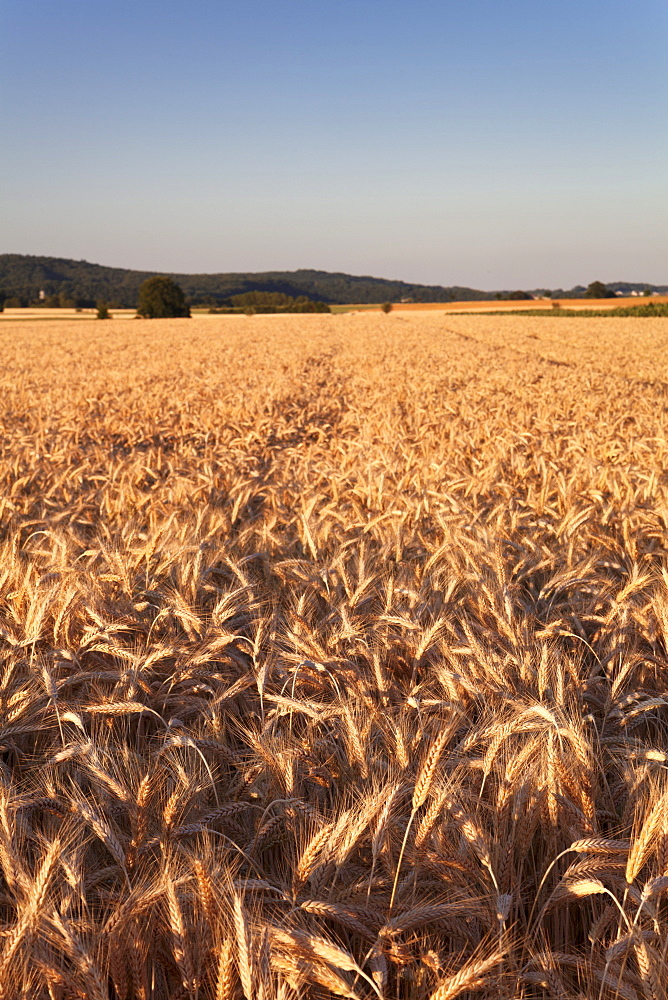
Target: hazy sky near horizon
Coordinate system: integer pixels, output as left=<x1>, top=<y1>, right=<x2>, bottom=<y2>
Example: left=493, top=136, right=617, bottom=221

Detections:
left=2, top=0, right=667, bottom=289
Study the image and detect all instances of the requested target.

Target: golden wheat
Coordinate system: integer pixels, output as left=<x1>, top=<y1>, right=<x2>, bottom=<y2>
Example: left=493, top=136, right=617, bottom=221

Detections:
left=0, top=311, right=667, bottom=997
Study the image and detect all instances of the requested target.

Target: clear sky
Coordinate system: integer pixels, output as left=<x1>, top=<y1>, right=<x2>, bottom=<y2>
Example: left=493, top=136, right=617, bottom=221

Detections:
left=1, top=0, right=666, bottom=289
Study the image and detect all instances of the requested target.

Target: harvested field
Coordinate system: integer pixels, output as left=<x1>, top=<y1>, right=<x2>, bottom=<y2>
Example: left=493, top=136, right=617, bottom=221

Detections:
left=1, top=311, right=668, bottom=999
left=0, top=308, right=138, bottom=321
left=391, top=296, right=668, bottom=313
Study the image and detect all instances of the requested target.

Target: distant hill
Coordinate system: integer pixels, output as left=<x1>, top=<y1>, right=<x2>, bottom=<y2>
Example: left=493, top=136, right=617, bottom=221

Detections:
left=0, top=255, right=665, bottom=308
left=0, top=255, right=493, bottom=308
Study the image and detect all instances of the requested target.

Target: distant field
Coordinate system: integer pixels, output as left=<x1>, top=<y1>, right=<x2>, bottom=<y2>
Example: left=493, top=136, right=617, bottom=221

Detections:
left=0, top=307, right=138, bottom=320
left=2, top=312, right=668, bottom=998
left=395, top=296, right=668, bottom=312
left=4, top=297, right=667, bottom=320
left=328, top=297, right=668, bottom=314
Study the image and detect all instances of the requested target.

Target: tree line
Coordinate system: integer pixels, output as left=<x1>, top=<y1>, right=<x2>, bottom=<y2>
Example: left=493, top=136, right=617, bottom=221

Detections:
left=122, top=279, right=330, bottom=318
left=1, top=255, right=665, bottom=310
left=208, top=291, right=330, bottom=314
left=0, top=255, right=510, bottom=309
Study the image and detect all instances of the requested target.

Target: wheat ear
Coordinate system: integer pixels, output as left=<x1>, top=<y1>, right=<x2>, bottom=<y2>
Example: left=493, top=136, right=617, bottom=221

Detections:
left=389, top=727, right=450, bottom=913
left=233, top=893, right=254, bottom=1000
left=428, top=950, right=505, bottom=1000
left=215, top=938, right=235, bottom=1000
left=164, top=870, right=197, bottom=999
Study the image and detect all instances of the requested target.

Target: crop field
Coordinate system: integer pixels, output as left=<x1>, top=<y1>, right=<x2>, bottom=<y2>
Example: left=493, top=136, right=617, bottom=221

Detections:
left=4, top=298, right=667, bottom=324
left=393, top=297, right=668, bottom=312
left=2, top=312, right=668, bottom=999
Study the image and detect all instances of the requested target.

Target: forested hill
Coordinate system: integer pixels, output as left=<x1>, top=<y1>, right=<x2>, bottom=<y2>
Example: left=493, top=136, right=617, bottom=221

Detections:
left=1, top=255, right=666, bottom=308
left=0, top=255, right=490, bottom=307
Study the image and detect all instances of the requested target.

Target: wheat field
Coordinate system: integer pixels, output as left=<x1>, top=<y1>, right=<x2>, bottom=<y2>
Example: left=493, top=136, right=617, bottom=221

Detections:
left=1, top=311, right=668, bottom=999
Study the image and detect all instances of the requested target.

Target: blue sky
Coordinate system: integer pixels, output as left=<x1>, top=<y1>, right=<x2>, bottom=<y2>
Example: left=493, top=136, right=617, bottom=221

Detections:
left=1, top=0, right=666, bottom=289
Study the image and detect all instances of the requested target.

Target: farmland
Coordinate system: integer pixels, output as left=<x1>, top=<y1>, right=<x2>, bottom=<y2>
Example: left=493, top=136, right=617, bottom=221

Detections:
left=1, top=311, right=668, bottom=999
left=3, top=295, right=667, bottom=321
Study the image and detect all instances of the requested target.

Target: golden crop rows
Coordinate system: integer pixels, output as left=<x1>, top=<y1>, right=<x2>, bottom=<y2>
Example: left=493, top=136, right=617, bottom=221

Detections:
left=1, top=312, right=668, bottom=999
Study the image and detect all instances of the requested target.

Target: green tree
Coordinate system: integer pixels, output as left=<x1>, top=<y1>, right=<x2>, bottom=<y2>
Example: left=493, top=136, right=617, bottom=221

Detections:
left=137, top=276, right=190, bottom=318
left=585, top=280, right=614, bottom=299
left=381, top=302, right=393, bottom=313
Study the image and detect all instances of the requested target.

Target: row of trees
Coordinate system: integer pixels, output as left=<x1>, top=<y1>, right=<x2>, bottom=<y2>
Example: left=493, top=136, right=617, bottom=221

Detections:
left=1, top=276, right=659, bottom=315
left=4, top=291, right=84, bottom=308
left=208, top=291, right=330, bottom=314
left=1, top=275, right=331, bottom=318
left=0, top=277, right=190, bottom=316
left=0, top=280, right=190, bottom=318
left=105, top=279, right=329, bottom=318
